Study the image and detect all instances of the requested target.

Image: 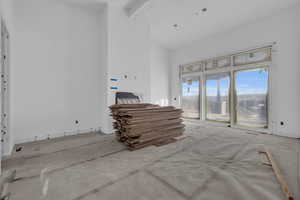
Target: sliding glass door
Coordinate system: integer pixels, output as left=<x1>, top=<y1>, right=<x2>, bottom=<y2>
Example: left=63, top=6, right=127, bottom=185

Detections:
left=181, top=76, right=200, bottom=119
left=234, top=68, right=269, bottom=128
left=205, top=72, right=230, bottom=122
left=180, top=46, right=272, bottom=129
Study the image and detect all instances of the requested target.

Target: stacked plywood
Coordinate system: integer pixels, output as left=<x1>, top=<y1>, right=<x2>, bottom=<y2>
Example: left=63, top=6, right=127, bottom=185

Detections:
left=110, top=104, right=185, bottom=150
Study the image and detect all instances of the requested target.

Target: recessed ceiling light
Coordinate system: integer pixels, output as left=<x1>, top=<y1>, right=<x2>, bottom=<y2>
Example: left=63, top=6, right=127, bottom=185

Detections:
left=202, top=8, right=207, bottom=12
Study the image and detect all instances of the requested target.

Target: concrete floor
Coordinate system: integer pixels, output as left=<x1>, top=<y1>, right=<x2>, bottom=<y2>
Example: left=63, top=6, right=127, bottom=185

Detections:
left=2, top=123, right=300, bottom=200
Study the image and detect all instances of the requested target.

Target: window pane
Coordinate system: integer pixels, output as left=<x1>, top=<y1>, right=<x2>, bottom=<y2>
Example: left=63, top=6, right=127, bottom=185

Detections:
left=233, top=48, right=271, bottom=66
left=181, top=64, right=202, bottom=75
left=235, top=68, right=268, bottom=128
left=206, top=73, right=230, bottom=121
left=182, top=77, right=200, bottom=119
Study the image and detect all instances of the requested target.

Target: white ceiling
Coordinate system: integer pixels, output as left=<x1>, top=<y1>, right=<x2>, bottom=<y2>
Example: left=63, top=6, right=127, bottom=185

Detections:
left=146, top=0, right=300, bottom=50
left=58, top=0, right=300, bottom=49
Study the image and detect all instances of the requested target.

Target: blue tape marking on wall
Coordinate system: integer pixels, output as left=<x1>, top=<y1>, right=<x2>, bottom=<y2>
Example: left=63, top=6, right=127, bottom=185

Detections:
left=110, top=78, right=118, bottom=82
left=110, top=87, right=118, bottom=90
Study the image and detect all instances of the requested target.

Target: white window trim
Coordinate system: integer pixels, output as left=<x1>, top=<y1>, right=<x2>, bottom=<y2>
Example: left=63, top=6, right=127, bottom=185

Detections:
left=179, top=43, right=276, bottom=134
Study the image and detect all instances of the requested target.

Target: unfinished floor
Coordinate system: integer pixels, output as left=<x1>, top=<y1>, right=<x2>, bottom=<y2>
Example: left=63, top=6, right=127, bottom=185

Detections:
left=2, top=122, right=300, bottom=200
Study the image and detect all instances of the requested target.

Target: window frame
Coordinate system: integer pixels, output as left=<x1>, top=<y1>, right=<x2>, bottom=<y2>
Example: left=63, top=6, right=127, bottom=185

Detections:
left=232, top=66, right=270, bottom=129
left=204, top=72, right=231, bottom=123
left=179, top=45, right=274, bottom=133
left=181, top=75, right=202, bottom=119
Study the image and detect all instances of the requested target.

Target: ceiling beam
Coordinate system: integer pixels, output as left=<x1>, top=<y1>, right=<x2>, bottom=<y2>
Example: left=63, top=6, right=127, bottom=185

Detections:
left=124, top=0, right=151, bottom=18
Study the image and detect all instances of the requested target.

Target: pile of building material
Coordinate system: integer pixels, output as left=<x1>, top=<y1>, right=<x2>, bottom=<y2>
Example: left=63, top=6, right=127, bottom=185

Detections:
left=110, top=104, right=185, bottom=150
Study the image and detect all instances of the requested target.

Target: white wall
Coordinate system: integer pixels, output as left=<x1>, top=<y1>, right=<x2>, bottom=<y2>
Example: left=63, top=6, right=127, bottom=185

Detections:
left=1, top=0, right=154, bottom=150
left=103, top=4, right=151, bottom=133
left=0, top=0, right=13, bottom=28
left=10, top=0, right=108, bottom=147
left=0, top=0, right=3, bottom=168
left=150, top=42, right=170, bottom=106
left=1, top=0, right=168, bottom=154
left=0, top=0, right=14, bottom=156
left=170, top=5, right=300, bottom=138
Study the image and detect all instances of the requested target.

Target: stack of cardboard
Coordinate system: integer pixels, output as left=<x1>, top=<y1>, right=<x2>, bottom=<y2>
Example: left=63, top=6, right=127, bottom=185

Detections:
left=110, top=104, right=184, bottom=150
